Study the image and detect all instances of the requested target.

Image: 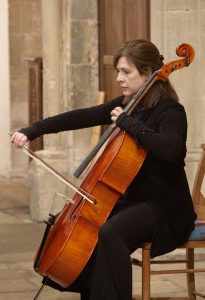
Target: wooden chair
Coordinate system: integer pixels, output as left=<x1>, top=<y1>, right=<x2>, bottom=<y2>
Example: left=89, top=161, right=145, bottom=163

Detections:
left=132, top=144, right=205, bottom=300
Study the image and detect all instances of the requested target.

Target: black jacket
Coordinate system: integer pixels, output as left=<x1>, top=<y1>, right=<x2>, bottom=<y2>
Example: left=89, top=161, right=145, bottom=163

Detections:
left=20, top=95, right=196, bottom=257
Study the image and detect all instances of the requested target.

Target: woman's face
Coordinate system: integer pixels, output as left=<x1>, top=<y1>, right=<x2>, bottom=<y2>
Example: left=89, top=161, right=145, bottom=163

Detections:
left=116, top=56, right=149, bottom=97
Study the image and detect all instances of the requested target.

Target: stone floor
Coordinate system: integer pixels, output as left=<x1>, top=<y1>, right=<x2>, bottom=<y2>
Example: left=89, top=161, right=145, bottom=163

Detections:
left=0, top=178, right=204, bottom=300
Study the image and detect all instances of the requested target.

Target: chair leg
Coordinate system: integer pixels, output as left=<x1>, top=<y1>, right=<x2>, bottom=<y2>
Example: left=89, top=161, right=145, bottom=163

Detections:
left=186, top=248, right=196, bottom=300
left=142, top=248, right=151, bottom=300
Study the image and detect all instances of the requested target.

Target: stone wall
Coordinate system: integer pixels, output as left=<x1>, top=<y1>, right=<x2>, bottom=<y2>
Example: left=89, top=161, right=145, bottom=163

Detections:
left=150, top=0, right=205, bottom=190
left=0, top=0, right=10, bottom=177
left=9, top=0, right=42, bottom=177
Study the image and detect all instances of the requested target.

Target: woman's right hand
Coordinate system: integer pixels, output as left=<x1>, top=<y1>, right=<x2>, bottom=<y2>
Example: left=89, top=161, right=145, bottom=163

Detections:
left=10, top=132, right=29, bottom=148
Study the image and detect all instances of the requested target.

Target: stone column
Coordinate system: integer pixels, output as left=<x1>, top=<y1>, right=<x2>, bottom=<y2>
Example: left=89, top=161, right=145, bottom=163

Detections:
left=29, top=0, right=68, bottom=221
left=29, top=0, right=99, bottom=221
left=150, top=0, right=205, bottom=190
left=66, top=0, right=99, bottom=172
left=0, top=0, right=11, bottom=178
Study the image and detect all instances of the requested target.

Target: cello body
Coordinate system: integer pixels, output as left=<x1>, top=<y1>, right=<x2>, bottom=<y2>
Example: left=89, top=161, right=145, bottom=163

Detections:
left=35, top=128, right=147, bottom=286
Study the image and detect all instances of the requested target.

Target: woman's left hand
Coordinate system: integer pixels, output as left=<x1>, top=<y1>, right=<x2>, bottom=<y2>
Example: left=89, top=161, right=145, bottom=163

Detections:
left=110, top=107, right=124, bottom=125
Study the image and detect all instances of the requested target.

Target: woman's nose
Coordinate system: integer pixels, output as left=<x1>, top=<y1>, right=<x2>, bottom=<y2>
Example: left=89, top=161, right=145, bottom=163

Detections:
left=116, top=72, right=123, bottom=82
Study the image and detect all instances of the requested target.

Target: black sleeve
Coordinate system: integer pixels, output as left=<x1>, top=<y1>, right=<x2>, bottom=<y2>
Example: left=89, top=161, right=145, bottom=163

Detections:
left=19, top=96, right=124, bottom=141
left=116, top=104, right=187, bottom=163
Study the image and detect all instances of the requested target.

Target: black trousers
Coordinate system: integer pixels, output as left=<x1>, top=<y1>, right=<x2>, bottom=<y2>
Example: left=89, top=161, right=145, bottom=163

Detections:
left=44, top=200, right=157, bottom=300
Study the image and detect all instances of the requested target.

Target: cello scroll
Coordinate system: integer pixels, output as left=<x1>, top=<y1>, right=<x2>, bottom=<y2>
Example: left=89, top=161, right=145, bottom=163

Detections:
left=157, top=43, right=195, bottom=80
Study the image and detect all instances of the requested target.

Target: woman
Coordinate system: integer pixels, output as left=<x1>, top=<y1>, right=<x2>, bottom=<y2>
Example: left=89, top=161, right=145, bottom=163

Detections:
left=11, top=39, right=196, bottom=300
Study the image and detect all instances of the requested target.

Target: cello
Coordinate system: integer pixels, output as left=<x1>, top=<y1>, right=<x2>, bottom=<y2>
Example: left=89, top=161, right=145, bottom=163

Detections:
left=11, top=43, right=195, bottom=294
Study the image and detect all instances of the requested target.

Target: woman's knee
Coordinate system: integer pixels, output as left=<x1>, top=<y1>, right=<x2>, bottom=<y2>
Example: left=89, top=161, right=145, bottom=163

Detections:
left=98, top=222, right=114, bottom=243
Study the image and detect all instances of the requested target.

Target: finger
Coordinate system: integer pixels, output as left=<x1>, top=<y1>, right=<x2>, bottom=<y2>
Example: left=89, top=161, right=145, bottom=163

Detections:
left=11, top=133, right=19, bottom=144
left=112, top=107, right=123, bottom=118
left=114, top=107, right=123, bottom=114
left=111, top=110, right=119, bottom=118
left=111, top=116, right=117, bottom=122
left=12, top=133, right=27, bottom=148
left=110, top=109, right=116, bottom=116
left=17, top=136, right=27, bottom=147
left=116, top=106, right=123, bottom=112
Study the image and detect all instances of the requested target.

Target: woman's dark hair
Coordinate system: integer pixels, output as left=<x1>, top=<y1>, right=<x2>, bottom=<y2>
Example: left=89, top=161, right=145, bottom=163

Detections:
left=113, top=39, right=179, bottom=107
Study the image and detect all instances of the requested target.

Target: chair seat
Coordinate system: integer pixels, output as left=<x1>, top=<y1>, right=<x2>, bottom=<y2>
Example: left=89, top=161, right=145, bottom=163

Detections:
left=139, top=219, right=205, bottom=251
left=141, top=219, right=205, bottom=250
left=188, top=219, right=205, bottom=240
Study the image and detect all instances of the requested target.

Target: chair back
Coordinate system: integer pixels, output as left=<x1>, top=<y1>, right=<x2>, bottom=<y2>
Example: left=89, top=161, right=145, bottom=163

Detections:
left=192, top=144, right=205, bottom=220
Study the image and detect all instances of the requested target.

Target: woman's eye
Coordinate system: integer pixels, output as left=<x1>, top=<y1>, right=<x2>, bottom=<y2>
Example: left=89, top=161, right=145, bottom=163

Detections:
left=116, top=68, right=131, bottom=75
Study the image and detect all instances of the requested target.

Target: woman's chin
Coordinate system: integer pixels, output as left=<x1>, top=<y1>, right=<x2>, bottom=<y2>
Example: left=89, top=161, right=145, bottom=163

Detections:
left=122, top=91, right=131, bottom=97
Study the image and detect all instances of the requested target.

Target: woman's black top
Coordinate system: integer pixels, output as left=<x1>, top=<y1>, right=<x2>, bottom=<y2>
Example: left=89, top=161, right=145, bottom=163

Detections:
left=20, top=95, right=197, bottom=258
